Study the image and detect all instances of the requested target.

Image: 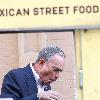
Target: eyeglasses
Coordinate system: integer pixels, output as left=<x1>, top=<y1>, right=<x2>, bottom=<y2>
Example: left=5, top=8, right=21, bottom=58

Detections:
left=52, top=66, right=63, bottom=72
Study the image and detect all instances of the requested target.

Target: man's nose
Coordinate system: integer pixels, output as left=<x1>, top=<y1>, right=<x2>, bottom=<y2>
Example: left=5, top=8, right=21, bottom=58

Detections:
left=55, top=73, right=59, bottom=79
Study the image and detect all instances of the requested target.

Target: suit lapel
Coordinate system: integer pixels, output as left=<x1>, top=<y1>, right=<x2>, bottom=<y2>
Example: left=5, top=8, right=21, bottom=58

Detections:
left=24, top=64, right=38, bottom=95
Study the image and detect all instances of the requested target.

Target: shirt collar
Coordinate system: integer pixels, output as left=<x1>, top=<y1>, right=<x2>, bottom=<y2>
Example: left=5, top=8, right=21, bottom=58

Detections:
left=30, top=63, right=40, bottom=84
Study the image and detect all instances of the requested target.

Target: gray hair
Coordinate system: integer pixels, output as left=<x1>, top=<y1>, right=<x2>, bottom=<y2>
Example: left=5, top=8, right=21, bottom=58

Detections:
left=36, top=45, right=65, bottom=63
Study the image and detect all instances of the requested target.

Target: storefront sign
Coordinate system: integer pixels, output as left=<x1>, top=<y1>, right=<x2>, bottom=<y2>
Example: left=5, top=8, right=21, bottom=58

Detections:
left=0, top=0, right=100, bottom=30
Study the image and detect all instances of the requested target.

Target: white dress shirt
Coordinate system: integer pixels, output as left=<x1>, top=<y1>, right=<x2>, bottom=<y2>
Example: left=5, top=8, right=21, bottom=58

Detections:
left=30, top=63, right=47, bottom=93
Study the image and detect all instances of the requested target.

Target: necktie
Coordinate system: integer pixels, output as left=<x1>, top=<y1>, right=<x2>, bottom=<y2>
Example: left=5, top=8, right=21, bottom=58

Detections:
left=44, top=86, right=48, bottom=91
left=38, top=79, right=48, bottom=91
left=38, top=78, right=43, bottom=86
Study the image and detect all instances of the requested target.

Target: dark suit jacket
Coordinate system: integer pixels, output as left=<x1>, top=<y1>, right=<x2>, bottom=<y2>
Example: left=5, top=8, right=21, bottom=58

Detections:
left=0, top=64, right=51, bottom=100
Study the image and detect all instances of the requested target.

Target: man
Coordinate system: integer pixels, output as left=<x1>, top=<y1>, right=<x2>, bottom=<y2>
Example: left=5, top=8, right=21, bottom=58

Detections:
left=0, top=45, right=65, bottom=100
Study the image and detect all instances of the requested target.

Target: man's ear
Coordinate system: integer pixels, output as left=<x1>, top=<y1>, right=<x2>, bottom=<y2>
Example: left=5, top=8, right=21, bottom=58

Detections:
left=38, top=59, right=45, bottom=66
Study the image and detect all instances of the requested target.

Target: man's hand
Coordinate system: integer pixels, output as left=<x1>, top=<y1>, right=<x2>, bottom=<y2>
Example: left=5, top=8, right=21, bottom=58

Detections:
left=38, top=90, right=62, bottom=100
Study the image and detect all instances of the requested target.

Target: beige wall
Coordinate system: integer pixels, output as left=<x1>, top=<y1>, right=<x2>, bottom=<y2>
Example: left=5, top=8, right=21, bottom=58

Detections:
left=0, top=33, right=19, bottom=90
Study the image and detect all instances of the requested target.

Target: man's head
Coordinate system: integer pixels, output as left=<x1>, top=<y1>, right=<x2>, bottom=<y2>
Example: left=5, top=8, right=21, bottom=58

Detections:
left=34, top=45, right=65, bottom=85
